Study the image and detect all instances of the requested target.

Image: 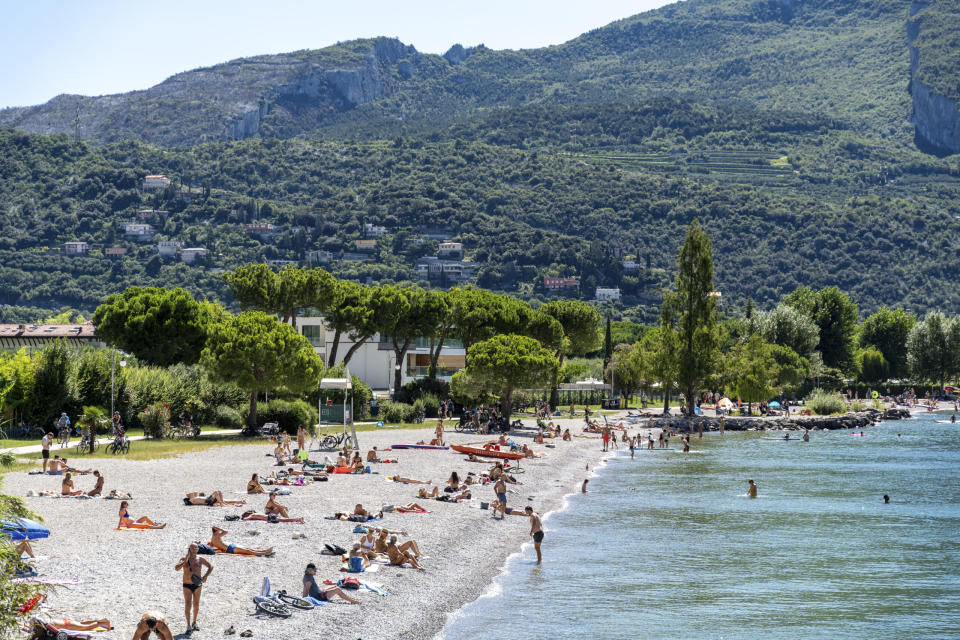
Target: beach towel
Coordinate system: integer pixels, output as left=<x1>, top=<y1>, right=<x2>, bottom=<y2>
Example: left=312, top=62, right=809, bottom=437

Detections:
left=114, top=525, right=154, bottom=531
left=396, top=505, right=430, bottom=514
left=361, top=581, right=390, bottom=596
left=303, top=596, right=326, bottom=606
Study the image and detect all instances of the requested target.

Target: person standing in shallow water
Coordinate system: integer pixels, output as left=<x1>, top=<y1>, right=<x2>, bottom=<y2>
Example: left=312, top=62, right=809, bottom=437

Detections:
left=747, top=479, right=758, bottom=498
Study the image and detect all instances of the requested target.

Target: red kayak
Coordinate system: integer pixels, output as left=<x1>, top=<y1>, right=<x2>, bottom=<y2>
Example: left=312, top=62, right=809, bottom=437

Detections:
left=450, top=444, right=525, bottom=460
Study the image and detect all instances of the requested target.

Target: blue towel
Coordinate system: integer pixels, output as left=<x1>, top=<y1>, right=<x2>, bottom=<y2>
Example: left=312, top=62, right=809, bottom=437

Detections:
left=303, top=596, right=326, bottom=606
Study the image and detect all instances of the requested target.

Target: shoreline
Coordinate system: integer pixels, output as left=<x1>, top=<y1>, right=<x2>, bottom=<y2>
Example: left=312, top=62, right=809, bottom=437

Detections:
left=13, top=418, right=611, bottom=640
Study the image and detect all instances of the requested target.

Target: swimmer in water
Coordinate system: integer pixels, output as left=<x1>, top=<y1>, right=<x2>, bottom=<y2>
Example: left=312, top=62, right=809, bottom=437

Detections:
left=747, top=479, right=757, bottom=499
left=883, top=494, right=890, bottom=504
left=581, top=479, right=589, bottom=493
left=802, top=429, right=809, bottom=442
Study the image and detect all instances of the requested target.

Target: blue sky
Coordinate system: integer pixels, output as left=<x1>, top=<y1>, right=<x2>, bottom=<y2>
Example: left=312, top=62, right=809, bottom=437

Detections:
left=0, top=0, right=674, bottom=109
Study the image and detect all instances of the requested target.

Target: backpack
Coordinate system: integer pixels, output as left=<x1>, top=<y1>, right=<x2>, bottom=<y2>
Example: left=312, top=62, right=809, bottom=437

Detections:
left=196, top=543, right=216, bottom=555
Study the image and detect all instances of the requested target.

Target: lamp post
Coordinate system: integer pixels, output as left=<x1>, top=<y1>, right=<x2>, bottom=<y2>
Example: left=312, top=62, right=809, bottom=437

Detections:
left=111, top=351, right=126, bottom=431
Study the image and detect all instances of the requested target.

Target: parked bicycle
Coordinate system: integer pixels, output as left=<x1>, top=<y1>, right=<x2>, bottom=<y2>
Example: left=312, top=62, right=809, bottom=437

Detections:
left=106, top=431, right=130, bottom=455
left=75, top=432, right=100, bottom=455
left=320, top=427, right=350, bottom=450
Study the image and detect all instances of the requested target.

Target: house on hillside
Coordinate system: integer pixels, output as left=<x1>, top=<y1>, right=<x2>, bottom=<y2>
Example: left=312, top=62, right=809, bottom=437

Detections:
left=544, top=276, right=580, bottom=290
left=0, top=323, right=102, bottom=351
left=245, top=222, right=276, bottom=240
left=437, top=242, right=463, bottom=259
left=64, top=241, right=89, bottom=255
left=156, top=241, right=182, bottom=257
left=105, top=247, right=127, bottom=257
left=121, top=222, right=155, bottom=241
left=180, top=247, right=207, bottom=264
left=305, top=249, right=333, bottom=264
left=363, top=223, right=388, bottom=238
left=266, top=259, right=297, bottom=267
left=414, top=257, right=476, bottom=283
left=138, top=209, right=168, bottom=220
left=355, top=239, right=377, bottom=251
left=142, top=175, right=171, bottom=191
left=595, top=287, right=621, bottom=302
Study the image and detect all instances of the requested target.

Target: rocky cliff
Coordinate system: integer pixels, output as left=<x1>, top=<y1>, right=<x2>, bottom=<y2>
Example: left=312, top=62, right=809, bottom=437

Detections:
left=0, top=38, right=423, bottom=146
left=908, top=1, right=960, bottom=155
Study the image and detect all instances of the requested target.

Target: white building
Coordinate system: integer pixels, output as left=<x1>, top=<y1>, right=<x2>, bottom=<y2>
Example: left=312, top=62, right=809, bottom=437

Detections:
left=64, top=241, right=89, bottom=255
left=142, top=175, right=171, bottom=191
left=363, top=223, right=388, bottom=238
left=595, top=287, right=622, bottom=302
left=122, top=222, right=155, bottom=241
left=305, top=249, right=333, bottom=264
left=437, top=242, right=463, bottom=258
left=181, top=247, right=207, bottom=263
left=156, top=241, right=182, bottom=257
left=297, top=316, right=466, bottom=391
left=414, top=257, right=476, bottom=282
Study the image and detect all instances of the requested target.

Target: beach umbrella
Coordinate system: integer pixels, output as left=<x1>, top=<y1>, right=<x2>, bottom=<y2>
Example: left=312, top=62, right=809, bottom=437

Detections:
left=1, top=518, right=50, bottom=541
left=769, top=401, right=781, bottom=408
left=717, top=397, right=734, bottom=410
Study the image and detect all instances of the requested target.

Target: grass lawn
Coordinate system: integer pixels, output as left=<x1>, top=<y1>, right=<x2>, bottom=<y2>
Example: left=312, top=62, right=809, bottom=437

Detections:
left=0, top=425, right=231, bottom=450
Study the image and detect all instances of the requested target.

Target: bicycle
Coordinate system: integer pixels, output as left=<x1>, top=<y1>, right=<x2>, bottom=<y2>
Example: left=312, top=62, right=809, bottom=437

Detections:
left=57, top=427, right=71, bottom=448
left=106, top=433, right=130, bottom=455
left=75, top=435, right=100, bottom=455
left=320, top=430, right=349, bottom=450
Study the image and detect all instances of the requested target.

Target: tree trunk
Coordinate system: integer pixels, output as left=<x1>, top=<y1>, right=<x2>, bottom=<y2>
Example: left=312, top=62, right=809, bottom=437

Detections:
left=501, top=388, right=513, bottom=422
left=248, top=390, right=259, bottom=429
left=327, top=328, right=342, bottom=368
left=687, top=383, right=696, bottom=429
left=663, top=387, right=670, bottom=415
left=549, top=353, right=564, bottom=409
left=341, top=333, right=371, bottom=368
left=428, top=328, right=448, bottom=379
left=393, top=338, right=412, bottom=397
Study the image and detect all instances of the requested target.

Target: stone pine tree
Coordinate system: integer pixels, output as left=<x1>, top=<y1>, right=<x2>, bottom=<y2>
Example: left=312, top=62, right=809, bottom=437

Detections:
left=671, top=219, right=720, bottom=424
left=201, top=312, right=323, bottom=430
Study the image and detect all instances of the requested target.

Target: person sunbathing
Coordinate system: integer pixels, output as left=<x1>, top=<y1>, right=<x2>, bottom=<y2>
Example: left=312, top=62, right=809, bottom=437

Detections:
left=417, top=486, right=440, bottom=498
left=240, top=510, right=304, bottom=523
left=385, top=536, right=423, bottom=569
left=87, top=470, right=104, bottom=497
left=562, top=429, right=572, bottom=441
left=390, top=475, right=431, bottom=484
left=132, top=612, right=174, bottom=640
left=247, top=474, right=265, bottom=494
left=208, top=526, right=274, bottom=556
left=37, top=617, right=112, bottom=632
left=303, top=563, right=360, bottom=604
left=118, top=500, right=165, bottom=529
left=106, top=489, right=131, bottom=499
left=183, top=491, right=244, bottom=507
left=62, top=459, right=93, bottom=474
left=366, top=448, right=381, bottom=462
left=265, top=493, right=291, bottom=518
left=61, top=473, right=83, bottom=496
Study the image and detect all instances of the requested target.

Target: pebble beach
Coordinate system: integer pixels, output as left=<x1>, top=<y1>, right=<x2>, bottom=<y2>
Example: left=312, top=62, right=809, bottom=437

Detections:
left=12, top=419, right=611, bottom=640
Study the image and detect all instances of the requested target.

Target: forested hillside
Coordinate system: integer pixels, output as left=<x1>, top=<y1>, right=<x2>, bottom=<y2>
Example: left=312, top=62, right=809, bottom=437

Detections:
left=2, top=97, right=959, bottom=322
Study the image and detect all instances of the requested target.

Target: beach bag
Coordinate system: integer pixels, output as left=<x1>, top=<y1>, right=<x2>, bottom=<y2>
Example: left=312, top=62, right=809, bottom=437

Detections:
left=340, top=577, right=361, bottom=589
left=197, top=543, right=216, bottom=555
left=348, top=556, right=365, bottom=573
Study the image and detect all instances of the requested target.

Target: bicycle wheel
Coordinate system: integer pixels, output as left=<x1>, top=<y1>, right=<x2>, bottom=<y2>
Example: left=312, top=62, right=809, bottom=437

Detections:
left=320, top=435, right=337, bottom=449
left=253, top=596, right=292, bottom=617
left=276, top=592, right=314, bottom=610
left=106, top=442, right=117, bottom=455
left=121, top=439, right=130, bottom=454
left=75, top=441, right=87, bottom=455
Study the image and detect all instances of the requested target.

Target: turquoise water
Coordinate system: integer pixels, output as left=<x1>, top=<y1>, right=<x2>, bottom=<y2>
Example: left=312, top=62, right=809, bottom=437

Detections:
left=441, top=414, right=960, bottom=639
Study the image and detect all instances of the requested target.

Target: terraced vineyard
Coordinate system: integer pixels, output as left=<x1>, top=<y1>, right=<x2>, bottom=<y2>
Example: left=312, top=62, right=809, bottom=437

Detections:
left=565, top=150, right=797, bottom=186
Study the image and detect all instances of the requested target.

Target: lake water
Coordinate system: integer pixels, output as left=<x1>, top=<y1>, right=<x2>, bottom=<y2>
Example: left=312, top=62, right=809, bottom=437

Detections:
left=440, top=413, right=960, bottom=639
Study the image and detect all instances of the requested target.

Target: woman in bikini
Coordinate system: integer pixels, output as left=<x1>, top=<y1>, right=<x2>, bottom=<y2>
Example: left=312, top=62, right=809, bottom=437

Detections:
left=61, top=473, right=83, bottom=496
left=265, top=493, right=291, bottom=518
left=175, top=543, right=212, bottom=634
left=247, top=473, right=265, bottom=494
left=118, top=500, right=165, bottom=529
left=208, top=526, right=273, bottom=556
left=36, top=617, right=112, bottom=633
left=183, top=491, right=244, bottom=507
left=241, top=510, right=305, bottom=523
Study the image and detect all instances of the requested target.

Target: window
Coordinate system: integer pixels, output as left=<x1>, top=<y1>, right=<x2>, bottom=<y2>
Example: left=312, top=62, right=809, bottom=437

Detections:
left=302, top=325, right=324, bottom=347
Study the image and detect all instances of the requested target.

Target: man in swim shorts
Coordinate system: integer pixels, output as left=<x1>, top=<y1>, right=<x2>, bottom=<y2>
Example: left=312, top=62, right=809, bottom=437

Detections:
left=493, top=477, right=507, bottom=519
left=526, top=506, right=544, bottom=564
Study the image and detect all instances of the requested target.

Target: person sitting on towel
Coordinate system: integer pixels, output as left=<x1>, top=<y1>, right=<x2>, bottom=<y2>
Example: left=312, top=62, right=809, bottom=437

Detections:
left=302, top=563, right=360, bottom=604
left=385, top=536, right=423, bottom=569
left=208, top=526, right=273, bottom=556
left=247, top=473, right=265, bottom=494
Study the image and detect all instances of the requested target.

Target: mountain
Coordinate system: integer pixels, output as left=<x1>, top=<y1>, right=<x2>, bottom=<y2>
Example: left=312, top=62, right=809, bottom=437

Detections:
left=2, top=0, right=956, bottom=152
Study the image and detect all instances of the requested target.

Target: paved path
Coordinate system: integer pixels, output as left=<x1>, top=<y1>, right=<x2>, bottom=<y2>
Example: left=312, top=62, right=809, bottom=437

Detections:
left=1, top=429, right=243, bottom=455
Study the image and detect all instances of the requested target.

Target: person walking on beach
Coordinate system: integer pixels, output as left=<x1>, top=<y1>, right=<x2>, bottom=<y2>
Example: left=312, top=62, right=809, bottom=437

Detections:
left=40, top=432, right=52, bottom=473
left=601, top=426, right=610, bottom=452
left=747, top=479, right=758, bottom=498
left=493, top=477, right=507, bottom=519
left=296, top=425, right=306, bottom=458
left=175, top=543, right=212, bottom=634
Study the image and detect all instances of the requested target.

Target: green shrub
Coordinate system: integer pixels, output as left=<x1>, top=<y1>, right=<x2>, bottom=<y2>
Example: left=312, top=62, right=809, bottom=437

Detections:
left=806, top=389, right=846, bottom=415
left=395, top=378, right=449, bottom=404
left=379, top=400, right=415, bottom=423
left=213, top=404, right=243, bottom=430
left=139, top=402, right=171, bottom=438
left=250, top=398, right=317, bottom=434
left=419, top=393, right=440, bottom=418
left=849, top=400, right=867, bottom=412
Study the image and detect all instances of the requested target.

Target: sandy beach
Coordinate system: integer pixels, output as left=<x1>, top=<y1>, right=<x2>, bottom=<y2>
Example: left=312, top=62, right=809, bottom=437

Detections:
left=12, top=418, right=612, bottom=640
